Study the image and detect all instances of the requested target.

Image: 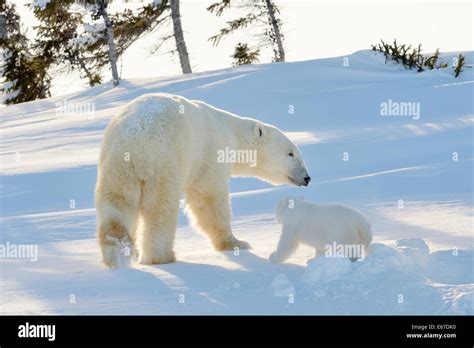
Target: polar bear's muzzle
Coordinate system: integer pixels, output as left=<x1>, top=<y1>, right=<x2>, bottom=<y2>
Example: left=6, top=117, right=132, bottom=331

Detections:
left=288, top=175, right=311, bottom=187
left=303, top=176, right=311, bottom=186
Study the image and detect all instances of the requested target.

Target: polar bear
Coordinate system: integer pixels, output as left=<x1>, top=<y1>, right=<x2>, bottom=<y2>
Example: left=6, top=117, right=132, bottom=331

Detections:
left=269, top=197, right=372, bottom=264
left=96, top=94, right=311, bottom=267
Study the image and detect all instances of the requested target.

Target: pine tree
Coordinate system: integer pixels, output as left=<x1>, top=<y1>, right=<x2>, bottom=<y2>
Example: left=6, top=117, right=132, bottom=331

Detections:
left=32, top=0, right=102, bottom=86
left=208, top=0, right=285, bottom=62
left=97, top=0, right=118, bottom=85
left=1, top=2, right=51, bottom=105
left=82, top=0, right=193, bottom=76
left=231, top=42, right=259, bottom=65
left=263, top=0, right=284, bottom=62
left=0, top=5, right=6, bottom=40
left=82, top=1, right=168, bottom=84
left=112, top=3, right=169, bottom=56
left=78, top=0, right=193, bottom=77
left=77, top=0, right=120, bottom=86
left=170, top=0, right=192, bottom=74
left=2, top=0, right=168, bottom=104
left=32, top=0, right=168, bottom=87
left=142, top=0, right=194, bottom=75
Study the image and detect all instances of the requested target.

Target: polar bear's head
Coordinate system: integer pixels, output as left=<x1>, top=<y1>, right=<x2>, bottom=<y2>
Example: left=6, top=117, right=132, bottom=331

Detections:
left=253, top=122, right=311, bottom=187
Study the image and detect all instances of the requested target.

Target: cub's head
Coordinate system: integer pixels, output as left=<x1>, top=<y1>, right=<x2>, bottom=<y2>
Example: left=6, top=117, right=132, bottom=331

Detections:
left=276, top=196, right=304, bottom=223
left=253, top=122, right=311, bottom=187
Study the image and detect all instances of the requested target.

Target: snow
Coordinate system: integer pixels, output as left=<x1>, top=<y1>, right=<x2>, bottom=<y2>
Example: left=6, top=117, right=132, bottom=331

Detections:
left=303, top=257, right=353, bottom=284
left=270, top=274, right=295, bottom=298
left=1, top=50, right=473, bottom=314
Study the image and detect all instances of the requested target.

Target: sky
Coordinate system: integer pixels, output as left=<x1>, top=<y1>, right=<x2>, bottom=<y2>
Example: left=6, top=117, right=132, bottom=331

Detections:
left=13, top=0, right=474, bottom=96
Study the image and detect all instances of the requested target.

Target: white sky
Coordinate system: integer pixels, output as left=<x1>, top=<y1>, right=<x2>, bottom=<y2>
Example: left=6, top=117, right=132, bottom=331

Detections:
left=14, top=0, right=474, bottom=96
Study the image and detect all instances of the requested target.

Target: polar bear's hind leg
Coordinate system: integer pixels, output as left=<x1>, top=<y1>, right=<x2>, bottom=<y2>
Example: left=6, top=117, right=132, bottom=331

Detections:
left=96, top=195, right=138, bottom=268
left=137, top=179, right=180, bottom=265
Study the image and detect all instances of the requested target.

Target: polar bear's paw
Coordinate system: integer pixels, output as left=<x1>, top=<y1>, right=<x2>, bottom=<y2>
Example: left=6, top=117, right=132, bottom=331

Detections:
left=102, top=244, right=121, bottom=268
left=101, top=237, right=132, bottom=268
left=305, top=256, right=317, bottom=265
left=138, top=250, right=176, bottom=265
left=269, top=252, right=283, bottom=263
left=215, top=236, right=251, bottom=251
left=234, top=239, right=251, bottom=250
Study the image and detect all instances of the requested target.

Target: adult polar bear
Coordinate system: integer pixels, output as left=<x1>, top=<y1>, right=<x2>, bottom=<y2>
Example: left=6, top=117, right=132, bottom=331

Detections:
left=96, top=93, right=311, bottom=267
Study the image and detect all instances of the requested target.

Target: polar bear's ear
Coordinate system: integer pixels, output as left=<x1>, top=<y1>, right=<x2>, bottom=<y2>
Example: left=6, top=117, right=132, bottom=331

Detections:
left=254, top=123, right=267, bottom=137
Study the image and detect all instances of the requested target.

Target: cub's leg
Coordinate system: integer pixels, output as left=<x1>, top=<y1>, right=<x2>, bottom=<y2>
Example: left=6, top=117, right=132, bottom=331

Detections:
left=269, top=225, right=299, bottom=263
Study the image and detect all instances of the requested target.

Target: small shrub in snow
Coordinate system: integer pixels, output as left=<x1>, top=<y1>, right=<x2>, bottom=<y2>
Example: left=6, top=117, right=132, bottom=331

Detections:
left=453, top=54, right=465, bottom=78
left=372, top=39, right=466, bottom=77
left=424, top=49, right=440, bottom=70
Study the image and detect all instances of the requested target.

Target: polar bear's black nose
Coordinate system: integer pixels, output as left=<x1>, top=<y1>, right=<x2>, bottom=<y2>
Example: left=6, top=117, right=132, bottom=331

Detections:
left=304, top=176, right=311, bottom=186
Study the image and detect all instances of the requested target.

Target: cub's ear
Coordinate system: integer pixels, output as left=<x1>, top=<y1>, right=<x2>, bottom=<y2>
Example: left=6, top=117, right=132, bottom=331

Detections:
left=254, top=122, right=267, bottom=137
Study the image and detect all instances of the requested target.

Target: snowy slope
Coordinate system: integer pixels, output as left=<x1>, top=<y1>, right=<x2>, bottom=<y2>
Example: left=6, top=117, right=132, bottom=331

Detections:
left=1, top=51, right=473, bottom=314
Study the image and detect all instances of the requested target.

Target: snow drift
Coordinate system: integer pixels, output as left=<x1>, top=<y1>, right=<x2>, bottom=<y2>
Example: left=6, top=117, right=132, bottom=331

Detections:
left=1, top=51, right=473, bottom=314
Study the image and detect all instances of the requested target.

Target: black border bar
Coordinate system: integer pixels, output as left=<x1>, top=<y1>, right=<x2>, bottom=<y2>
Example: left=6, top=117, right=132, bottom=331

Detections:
left=0, top=315, right=472, bottom=346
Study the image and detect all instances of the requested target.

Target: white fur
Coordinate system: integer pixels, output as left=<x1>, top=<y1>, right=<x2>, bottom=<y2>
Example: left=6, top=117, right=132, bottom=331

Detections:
left=96, top=93, right=310, bottom=267
left=270, top=197, right=372, bottom=263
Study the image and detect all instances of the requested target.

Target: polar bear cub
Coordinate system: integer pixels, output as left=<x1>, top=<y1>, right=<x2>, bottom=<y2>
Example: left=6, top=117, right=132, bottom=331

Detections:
left=269, top=197, right=372, bottom=263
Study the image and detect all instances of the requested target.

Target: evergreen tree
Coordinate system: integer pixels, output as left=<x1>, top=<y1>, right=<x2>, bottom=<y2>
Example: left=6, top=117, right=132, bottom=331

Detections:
left=231, top=42, right=259, bottom=65
left=79, top=0, right=192, bottom=77
left=32, top=0, right=168, bottom=87
left=62, top=0, right=166, bottom=86
left=170, top=0, right=192, bottom=74
left=208, top=0, right=285, bottom=62
left=76, top=0, right=120, bottom=86
left=1, top=2, right=51, bottom=105
left=87, top=1, right=169, bottom=84
left=144, top=0, right=193, bottom=74
left=1, top=0, right=168, bottom=104
left=0, top=5, right=6, bottom=40
left=32, top=0, right=102, bottom=86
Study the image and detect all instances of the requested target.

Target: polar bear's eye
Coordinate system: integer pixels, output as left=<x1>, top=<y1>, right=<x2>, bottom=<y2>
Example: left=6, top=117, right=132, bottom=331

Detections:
left=288, top=153, right=294, bottom=157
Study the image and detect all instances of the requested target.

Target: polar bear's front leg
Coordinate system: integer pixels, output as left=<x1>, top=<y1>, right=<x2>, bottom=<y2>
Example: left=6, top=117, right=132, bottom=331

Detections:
left=186, top=189, right=250, bottom=251
left=269, top=225, right=299, bottom=263
left=306, top=248, right=325, bottom=265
